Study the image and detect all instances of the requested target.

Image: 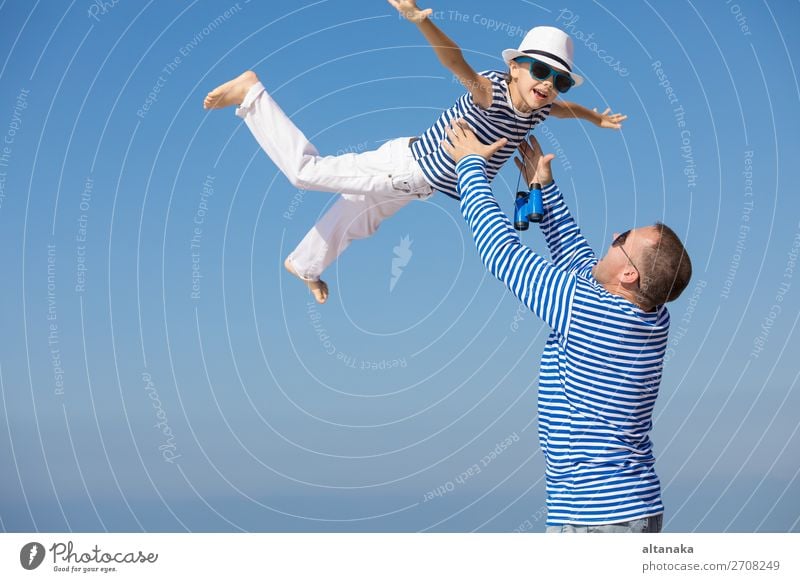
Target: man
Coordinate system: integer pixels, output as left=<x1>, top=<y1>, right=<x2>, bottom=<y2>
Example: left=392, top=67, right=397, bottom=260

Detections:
left=442, top=121, right=692, bottom=532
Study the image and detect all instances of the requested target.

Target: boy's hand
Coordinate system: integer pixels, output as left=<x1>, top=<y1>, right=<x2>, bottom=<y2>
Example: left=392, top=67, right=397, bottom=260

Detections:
left=387, top=0, right=432, bottom=23
left=442, top=119, right=507, bottom=163
left=514, top=136, right=555, bottom=186
left=594, top=107, right=627, bottom=129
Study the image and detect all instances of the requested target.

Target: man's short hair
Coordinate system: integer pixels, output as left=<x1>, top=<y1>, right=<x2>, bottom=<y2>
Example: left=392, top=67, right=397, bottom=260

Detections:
left=639, top=222, right=692, bottom=306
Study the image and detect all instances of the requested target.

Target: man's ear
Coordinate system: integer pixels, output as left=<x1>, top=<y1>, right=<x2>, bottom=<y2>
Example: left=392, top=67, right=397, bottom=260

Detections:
left=620, top=265, right=639, bottom=286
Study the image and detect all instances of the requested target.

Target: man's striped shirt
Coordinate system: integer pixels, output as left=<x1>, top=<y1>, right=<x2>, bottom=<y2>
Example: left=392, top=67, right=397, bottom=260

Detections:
left=456, top=155, right=669, bottom=526
left=411, top=70, right=551, bottom=201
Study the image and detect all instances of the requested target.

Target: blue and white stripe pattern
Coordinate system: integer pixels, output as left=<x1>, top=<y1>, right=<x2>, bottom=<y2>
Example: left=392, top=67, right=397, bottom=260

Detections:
left=457, top=155, right=670, bottom=526
left=411, top=70, right=551, bottom=201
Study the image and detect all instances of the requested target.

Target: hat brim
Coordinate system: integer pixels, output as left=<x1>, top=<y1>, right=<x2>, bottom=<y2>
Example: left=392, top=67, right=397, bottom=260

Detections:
left=502, top=48, right=583, bottom=87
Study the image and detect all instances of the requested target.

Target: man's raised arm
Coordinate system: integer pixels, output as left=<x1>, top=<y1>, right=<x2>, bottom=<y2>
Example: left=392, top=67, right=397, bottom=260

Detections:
left=443, top=123, right=576, bottom=336
left=514, top=139, right=595, bottom=273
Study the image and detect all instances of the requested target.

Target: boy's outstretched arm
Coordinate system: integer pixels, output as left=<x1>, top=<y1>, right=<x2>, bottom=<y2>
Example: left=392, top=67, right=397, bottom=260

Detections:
left=550, top=101, right=627, bottom=129
left=388, top=0, right=492, bottom=108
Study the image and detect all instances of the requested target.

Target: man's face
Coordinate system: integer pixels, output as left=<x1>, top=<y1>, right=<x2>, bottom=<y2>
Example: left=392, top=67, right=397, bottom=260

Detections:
left=592, top=226, right=657, bottom=288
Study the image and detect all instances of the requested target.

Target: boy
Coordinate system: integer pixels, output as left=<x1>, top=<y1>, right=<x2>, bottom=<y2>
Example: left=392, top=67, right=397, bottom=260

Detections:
left=204, top=1, right=625, bottom=303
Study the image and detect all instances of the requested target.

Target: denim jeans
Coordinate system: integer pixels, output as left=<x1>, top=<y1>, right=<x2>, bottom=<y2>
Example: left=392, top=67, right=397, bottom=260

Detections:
left=546, top=514, right=663, bottom=533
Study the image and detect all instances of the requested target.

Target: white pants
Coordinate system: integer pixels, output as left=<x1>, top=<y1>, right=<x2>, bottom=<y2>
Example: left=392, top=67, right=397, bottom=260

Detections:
left=236, top=82, right=433, bottom=281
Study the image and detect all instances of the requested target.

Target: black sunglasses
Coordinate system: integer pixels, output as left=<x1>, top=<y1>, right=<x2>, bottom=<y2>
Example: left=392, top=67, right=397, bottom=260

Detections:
left=612, top=230, right=641, bottom=286
left=515, top=57, right=575, bottom=94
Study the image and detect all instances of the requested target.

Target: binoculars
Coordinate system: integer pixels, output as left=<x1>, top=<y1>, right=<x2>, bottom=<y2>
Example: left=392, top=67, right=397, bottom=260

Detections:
left=513, top=183, right=543, bottom=231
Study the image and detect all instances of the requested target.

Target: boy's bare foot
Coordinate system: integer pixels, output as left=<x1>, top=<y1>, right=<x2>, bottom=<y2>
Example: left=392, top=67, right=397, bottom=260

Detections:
left=203, top=70, right=259, bottom=109
left=284, top=258, right=329, bottom=304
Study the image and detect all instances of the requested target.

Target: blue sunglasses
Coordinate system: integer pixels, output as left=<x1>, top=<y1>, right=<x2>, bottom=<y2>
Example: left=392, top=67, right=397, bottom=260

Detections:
left=515, top=57, right=575, bottom=94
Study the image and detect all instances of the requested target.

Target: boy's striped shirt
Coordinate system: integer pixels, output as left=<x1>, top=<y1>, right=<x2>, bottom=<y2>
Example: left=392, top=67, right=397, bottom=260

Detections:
left=457, top=155, right=669, bottom=526
left=411, top=70, right=551, bottom=201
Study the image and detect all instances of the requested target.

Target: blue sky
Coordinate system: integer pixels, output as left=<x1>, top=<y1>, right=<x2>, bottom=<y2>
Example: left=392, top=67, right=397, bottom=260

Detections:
left=0, top=0, right=798, bottom=532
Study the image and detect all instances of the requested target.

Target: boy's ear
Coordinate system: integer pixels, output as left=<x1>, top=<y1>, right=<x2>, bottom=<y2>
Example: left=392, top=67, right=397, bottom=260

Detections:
left=507, top=60, right=518, bottom=81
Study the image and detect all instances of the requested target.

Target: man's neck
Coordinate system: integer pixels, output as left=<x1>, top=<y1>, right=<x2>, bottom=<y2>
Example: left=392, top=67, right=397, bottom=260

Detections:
left=602, top=283, right=653, bottom=312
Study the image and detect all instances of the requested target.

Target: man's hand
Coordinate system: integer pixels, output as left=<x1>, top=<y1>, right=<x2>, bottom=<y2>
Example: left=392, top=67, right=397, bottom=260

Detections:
left=442, top=119, right=507, bottom=164
left=387, top=0, right=432, bottom=23
left=514, top=135, right=555, bottom=186
left=593, top=107, right=627, bottom=129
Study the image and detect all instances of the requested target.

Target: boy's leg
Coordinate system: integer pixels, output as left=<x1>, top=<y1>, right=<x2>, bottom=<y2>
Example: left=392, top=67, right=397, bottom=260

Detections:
left=286, top=190, right=416, bottom=282
left=235, top=82, right=405, bottom=196
left=206, top=72, right=401, bottom=196
left=287, top=137, right=432, bottom=284
left=205, top=72, right=433, bottom=302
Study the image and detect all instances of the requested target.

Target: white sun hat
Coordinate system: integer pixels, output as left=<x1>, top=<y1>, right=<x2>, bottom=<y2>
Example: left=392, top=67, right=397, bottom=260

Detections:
left=502, top=26, right=583, bottom=87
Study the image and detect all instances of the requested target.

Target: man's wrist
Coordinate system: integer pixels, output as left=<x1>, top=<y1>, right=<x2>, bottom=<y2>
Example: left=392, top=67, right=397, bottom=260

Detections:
left=456, top=154, right=486, bottom=171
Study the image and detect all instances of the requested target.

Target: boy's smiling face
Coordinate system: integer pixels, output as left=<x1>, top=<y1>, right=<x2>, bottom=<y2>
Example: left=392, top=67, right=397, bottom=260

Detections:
left=508, top=59, right=564, bottom=112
